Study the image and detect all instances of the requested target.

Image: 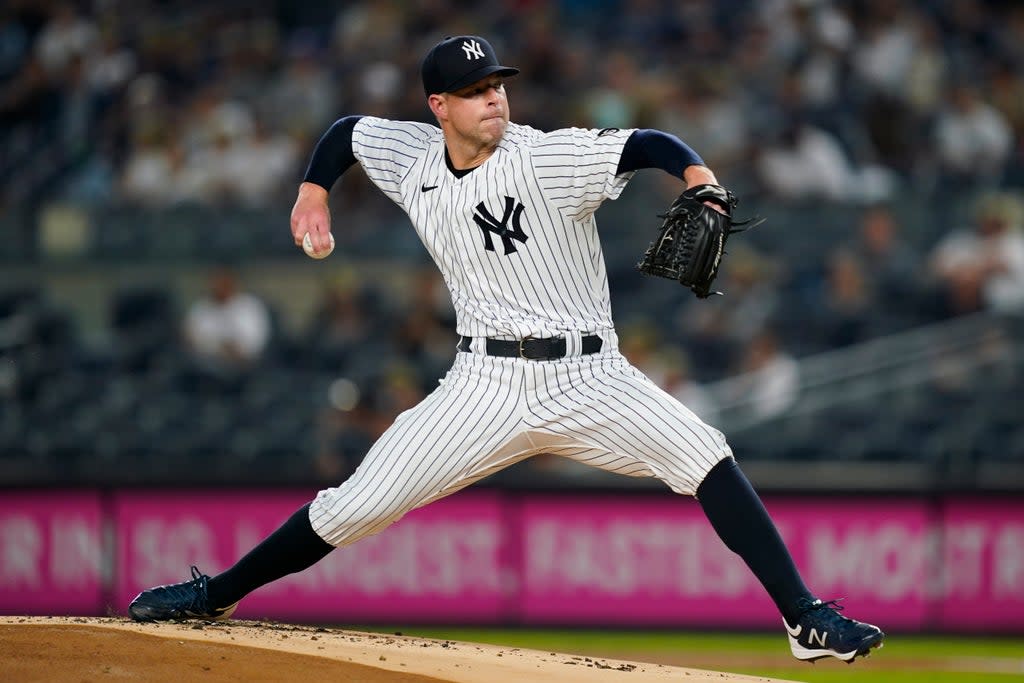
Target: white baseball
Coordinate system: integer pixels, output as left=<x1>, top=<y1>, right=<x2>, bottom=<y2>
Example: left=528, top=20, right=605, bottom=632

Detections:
left=303, top=232, right=335, bottom=259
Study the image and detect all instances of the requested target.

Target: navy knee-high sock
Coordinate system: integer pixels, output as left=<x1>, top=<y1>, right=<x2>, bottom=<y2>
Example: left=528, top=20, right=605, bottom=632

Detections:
left=696, top=457, right=814, bottom=625
left=206, top=502, right=334, bottom=608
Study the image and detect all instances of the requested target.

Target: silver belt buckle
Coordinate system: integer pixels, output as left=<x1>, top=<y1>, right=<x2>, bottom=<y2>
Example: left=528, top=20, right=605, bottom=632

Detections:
left=518, top=335, right=536, bottom=359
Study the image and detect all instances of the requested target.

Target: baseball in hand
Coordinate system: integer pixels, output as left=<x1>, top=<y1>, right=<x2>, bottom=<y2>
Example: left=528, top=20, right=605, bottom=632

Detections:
left=303, top=232, right=335, bottom=259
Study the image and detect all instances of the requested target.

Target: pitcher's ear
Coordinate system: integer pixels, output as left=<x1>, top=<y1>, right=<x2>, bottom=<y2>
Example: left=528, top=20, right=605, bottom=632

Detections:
left=427, top=93, right=447, bottom=120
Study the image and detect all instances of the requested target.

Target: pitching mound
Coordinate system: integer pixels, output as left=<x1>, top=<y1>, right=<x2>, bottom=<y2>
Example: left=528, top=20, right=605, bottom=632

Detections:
left=0, top=617, right=801, bottom=682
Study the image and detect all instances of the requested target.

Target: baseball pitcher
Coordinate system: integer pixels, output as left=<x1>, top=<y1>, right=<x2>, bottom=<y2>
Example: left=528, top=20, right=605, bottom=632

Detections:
left=129, top=35, right=883, bottom=664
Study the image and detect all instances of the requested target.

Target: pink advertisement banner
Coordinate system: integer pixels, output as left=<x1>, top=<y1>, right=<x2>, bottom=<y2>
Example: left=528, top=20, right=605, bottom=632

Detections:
left=520, top=497, right=934, bottom=629
left=113, top=490, right=514, bottom=622
left=934, top=498, right=1024, bottom=631
left=1, top=489, right=1021, bottom=632
left=519, top=495, right=1024, bottom=632
left=0, top=491, right=104, bottom=615
left=520, top=495, right=1024, bottom=631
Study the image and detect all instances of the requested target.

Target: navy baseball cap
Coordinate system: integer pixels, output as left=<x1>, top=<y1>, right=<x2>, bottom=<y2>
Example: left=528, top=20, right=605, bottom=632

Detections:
left=421, top=35, right=519, bottom=95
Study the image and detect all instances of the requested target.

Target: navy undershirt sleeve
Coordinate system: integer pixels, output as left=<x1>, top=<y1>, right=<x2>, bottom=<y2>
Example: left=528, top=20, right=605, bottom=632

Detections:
left=617, top=128, right=704, bottom=176
left=302, top=115, right=364, bottom=190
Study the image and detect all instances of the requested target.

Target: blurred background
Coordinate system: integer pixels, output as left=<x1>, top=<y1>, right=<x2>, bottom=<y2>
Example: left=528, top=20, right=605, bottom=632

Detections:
left=1, top=0, right=1023, bottom=637
left=3, top=0, right=1024, bottom=490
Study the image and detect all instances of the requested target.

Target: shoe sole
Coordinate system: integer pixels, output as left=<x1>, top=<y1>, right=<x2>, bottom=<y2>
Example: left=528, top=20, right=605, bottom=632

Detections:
left=128, top=601, right=238, bottom=623
left=790, top=631, right=885, bottom=663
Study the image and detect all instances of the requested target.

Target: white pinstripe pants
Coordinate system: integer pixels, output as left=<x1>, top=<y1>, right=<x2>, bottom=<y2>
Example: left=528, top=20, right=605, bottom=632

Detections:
left=309, top=348, right=732, bottom=546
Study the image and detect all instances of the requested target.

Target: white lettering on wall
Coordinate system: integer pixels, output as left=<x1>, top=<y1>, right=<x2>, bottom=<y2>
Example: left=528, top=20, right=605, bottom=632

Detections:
left=935, top=523, right=987, bottom=599
left=994, top=524, right=1024, bottom=598
left=0, top=515, right=42, bottom=588
left=525, top=518, right=755, bottom=598
left=0, top=512, right=103, bottom=593
left=808, top=523, right=929, bottom=601
left=50, top=517, right=102, bottom=588
left=267, top=520, right=505, bottom=597
left=131, top=518, right=218, bottom=587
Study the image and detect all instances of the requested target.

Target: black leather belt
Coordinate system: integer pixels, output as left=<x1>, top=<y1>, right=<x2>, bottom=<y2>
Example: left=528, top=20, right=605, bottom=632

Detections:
left=457, top=334, right=603, bottom=360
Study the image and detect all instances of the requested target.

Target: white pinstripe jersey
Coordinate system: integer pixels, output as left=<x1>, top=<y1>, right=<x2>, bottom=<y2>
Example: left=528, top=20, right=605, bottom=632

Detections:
left=351, top=117, right=636, bottom=339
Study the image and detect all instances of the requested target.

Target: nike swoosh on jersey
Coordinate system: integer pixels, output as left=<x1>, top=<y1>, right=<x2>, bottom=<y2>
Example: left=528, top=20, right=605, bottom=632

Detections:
left=783, top=619, right=802, bottom=638
left=421, top=184, right=438, bottom=192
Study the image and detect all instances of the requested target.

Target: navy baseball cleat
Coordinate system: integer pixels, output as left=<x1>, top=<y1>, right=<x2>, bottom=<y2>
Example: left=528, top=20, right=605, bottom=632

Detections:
left=785, top=598, right=884, bottom=663
left=128, top=566, right=238, bottom=622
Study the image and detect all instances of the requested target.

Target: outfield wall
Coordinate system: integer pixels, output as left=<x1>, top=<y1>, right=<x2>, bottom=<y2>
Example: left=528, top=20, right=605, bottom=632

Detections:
left=1, top=489, right=1021, bottom=633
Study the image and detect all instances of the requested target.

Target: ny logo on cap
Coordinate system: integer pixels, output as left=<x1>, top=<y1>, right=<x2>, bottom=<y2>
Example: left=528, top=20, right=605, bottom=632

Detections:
left=462, top=39, right=485, bottom=60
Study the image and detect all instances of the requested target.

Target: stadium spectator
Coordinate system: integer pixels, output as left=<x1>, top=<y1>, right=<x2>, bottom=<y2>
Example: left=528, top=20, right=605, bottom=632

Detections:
left=753, top=75, right=895, bottom=203
left=654, top=79, right=751, bottom=175
left=119, top=132, right=187, bottom=206
left=221, top=117, right=302, bottom=207
left=672, top=247, right=780, bottom=373
left=580, top=49, right=647, bottom=129
left=304, top=273, right=380, bottom=372
left=987, top=57, right=1024, bottom=184
left=932, top=82, right=1014, bottom=187
left=33, top=2, right=97, bottom=76
left=83, top=25, right=137, bottom=100
left=660, top=348, right=720, bottom=424
left=852, top=204, right=927, bottom=327
left=813, top=248, right=873, bottom=348
left=734, top=327, right=800, bottom=421
left=183, top=267, right=271, bottom=384
left=261, top=39, right=338, bottom=139
left=928, top=192, right=1024, bottom=316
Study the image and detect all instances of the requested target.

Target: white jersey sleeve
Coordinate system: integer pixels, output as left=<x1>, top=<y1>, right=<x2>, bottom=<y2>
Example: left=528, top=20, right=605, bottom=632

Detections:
left=531, top=126, right=636, bottom=221
left=351, top=116, right=441, bottom=209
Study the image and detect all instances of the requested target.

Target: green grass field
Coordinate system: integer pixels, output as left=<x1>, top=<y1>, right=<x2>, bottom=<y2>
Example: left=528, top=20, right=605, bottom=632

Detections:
left=365, top=627, right=1024, bottom=682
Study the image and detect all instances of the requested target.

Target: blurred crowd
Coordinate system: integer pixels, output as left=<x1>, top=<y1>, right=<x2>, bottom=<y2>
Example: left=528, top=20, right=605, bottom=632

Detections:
left=2, top=0, right=1023, bottom=210
left=6, top=186, right=1020, bottom=482
left=3, top=0, right=1024, bottom=484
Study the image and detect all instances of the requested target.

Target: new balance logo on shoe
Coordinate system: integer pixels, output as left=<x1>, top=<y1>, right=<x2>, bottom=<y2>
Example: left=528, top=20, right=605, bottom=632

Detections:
left=808, top=628, right=828, bottom=648
left=785, top=598, right=883, bottom=664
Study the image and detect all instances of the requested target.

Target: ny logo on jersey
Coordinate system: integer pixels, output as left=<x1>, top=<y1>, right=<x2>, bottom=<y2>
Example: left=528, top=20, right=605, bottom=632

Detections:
left=462, top=39, right=485, bottom=60
left=473, top=197, right=528, bottom=255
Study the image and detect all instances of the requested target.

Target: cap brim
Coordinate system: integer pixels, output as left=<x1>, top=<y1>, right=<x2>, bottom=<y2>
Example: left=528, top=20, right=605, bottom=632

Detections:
left=444, top=65, right=519, bottom=93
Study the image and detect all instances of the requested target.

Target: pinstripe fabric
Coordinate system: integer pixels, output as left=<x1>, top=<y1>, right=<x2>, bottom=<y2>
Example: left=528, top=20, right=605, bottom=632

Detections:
left=310, top=352, right=535, bottom=546
left=351, top=118, right=633, bottom=340
left=310, top=116, right=730, bottom=548
left=523, top=353, right=731, bottom=495
left=310, top=351, right=731, bottom=546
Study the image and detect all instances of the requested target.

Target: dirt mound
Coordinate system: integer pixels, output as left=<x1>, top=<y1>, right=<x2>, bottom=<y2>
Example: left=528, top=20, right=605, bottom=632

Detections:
left=0, top=616, right=800, bottom=682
